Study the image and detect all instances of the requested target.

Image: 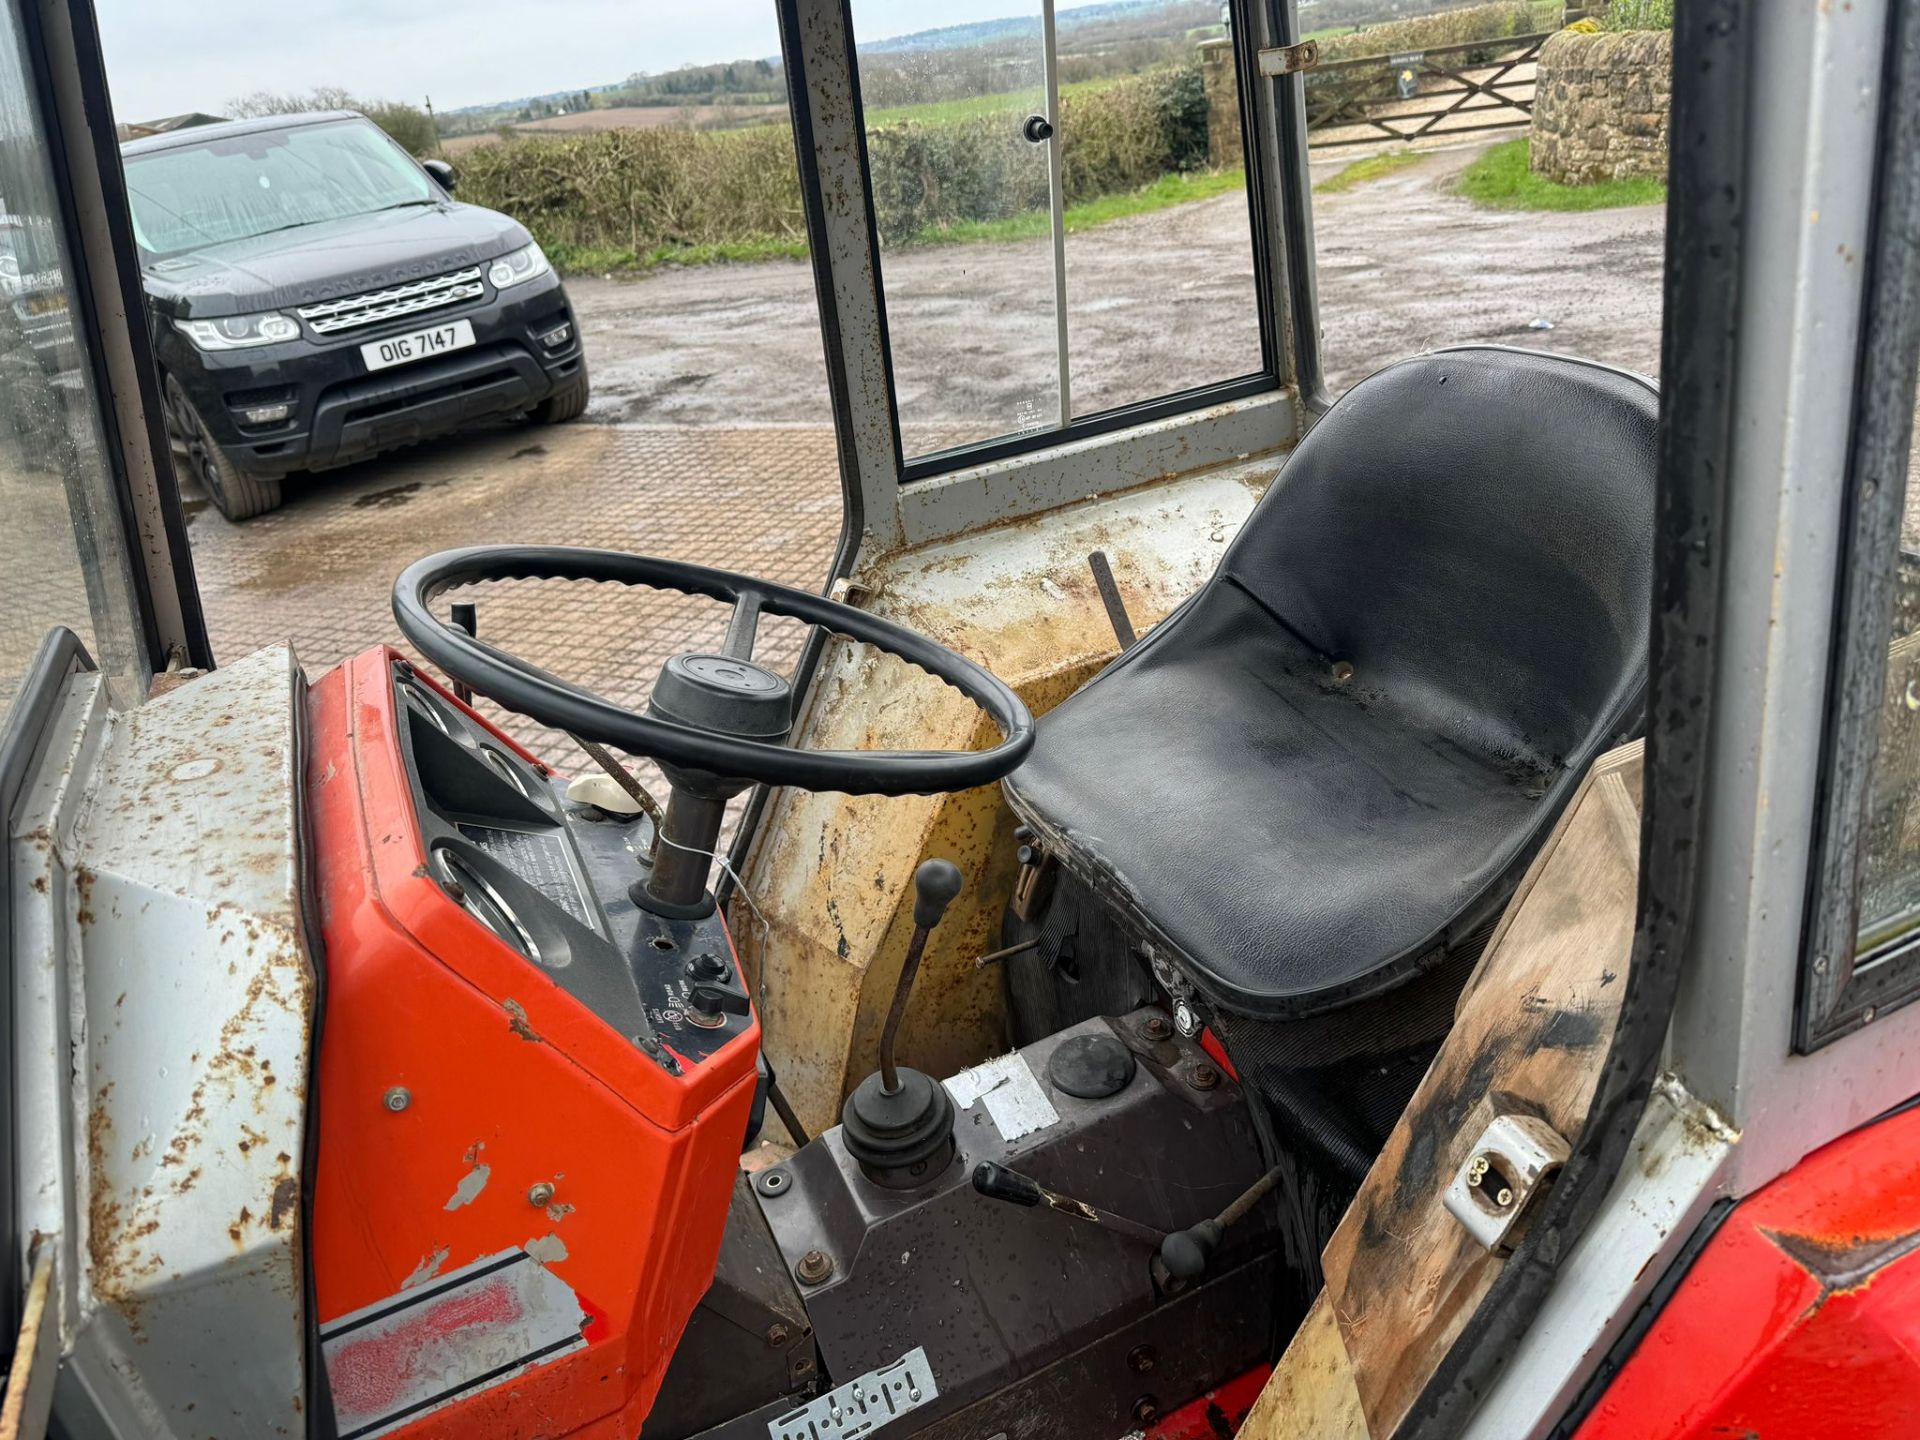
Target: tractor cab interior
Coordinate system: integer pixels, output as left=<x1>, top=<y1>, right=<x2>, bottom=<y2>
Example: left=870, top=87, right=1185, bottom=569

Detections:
left=12, top=2, right=1920, bottom=1440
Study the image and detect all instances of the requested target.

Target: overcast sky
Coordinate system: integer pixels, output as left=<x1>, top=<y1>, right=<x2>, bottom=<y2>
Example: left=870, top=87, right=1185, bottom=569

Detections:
left=93, top=0, right=1034, bottom=122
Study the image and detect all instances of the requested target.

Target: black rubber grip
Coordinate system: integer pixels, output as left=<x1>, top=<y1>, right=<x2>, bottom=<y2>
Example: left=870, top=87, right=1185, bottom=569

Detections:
left=972, top=1162, right=1042, bottom=1208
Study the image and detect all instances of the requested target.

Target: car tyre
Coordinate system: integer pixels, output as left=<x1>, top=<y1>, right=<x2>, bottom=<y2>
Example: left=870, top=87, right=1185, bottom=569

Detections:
left=532, top=362, right=590, bottom=425
left=163, top=374, right=283, bottom=522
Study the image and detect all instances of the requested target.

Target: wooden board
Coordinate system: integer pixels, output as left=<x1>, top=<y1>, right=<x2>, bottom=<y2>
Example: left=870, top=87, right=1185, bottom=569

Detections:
left=1238, top=1295, right=1367, bottom=1440
left=1241, top=740, right=1644, bottom=1437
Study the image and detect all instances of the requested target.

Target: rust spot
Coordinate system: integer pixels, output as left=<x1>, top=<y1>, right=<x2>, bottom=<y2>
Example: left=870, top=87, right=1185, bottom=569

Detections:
left=504, top=998, right=543, bottom=1043
left=269, top=1177, right=299, bottom=1230
left=1765, top=1225, right=1920, bottom=1309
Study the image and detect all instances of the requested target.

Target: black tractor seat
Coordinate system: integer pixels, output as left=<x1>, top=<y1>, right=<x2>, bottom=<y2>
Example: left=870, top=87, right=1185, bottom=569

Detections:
left=1003, top=347, right=1657, bottom=1023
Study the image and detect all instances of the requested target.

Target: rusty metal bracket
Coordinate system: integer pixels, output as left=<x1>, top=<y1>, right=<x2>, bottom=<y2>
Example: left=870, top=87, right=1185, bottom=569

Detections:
left=1257, top=40, right=1320, bottom=77
left=1088, top=551, right=1138, bottom=651
left=1443, top=1114, right=1571, bottom=1254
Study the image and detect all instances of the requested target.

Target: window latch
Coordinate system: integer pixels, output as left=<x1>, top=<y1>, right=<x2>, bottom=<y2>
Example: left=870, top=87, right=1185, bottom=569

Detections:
left=1257, top=40, right=1321, bottom=77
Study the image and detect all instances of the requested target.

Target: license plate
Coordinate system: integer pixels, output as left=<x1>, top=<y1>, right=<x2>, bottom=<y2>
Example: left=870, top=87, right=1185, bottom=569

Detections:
left=360, top=318, right=475, bottom=371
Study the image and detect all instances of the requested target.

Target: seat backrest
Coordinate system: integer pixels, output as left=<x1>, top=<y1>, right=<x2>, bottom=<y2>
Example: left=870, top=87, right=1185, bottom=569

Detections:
left=1226, top=347, right=1657, bottom=766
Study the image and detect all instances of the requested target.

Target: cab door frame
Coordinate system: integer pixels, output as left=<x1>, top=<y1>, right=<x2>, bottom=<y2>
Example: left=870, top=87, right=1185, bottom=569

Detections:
left=1443, top=0, right=1920, bottom=1432
left=21, top=0, right=208, bottom=674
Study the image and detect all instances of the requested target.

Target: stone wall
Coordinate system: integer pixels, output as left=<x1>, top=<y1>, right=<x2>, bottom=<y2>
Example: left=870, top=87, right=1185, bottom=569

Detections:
left=1200, top=38, right=1241, bottom=170
left=1529, top=29, right=1672, bottom=185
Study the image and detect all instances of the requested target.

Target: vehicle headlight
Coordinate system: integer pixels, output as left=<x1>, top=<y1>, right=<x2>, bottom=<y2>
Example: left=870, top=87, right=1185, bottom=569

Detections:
left=488, top=242, right=550, bottom=291
left=180, top=311, right=301, bottom=350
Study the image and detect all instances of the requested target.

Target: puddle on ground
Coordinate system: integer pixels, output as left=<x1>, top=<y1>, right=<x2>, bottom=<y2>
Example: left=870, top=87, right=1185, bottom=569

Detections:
left=352, top=481, right=423, bottom=509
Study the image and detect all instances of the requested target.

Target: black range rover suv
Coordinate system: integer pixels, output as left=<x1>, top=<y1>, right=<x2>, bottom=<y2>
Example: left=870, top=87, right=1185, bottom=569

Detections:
left=122, top=111, right=586, bottom=519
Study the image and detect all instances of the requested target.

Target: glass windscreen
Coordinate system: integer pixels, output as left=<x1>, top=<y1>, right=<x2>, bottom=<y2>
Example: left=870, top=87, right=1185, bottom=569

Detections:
left=124, top=118, right=435, bottom=258
left=851, top=0, right=1266, bottom=463
left=0, top=0, right=143, bottom=723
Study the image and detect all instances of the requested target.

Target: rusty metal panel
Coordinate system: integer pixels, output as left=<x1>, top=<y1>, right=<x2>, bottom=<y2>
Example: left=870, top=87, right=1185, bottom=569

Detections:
left=738, top=458, right=1276, bottom=1138
left=9, top=645, right=314, bottom=1437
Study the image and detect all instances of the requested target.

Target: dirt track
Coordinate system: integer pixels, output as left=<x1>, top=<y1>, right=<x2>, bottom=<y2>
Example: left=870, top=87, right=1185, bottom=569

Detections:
left=567, top=140, right=1667, bottom=435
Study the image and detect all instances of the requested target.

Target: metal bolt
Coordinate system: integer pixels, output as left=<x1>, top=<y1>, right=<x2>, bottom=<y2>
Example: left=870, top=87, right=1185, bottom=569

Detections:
left=443, top=878, right=466, bottom=902
left=1173, top=1000, right=1202, bottom=1037
left=1331, top=660, right=1355, bottom=682
left=1187, top=1063, right=1221, bottom=1092
left=1140, top=1014, right=1173, bottom=1042
left=1128, top=1344, right=1156, bottom=1374
left=1495, top=1187, right=1514, bottom=1207
left=383, top=1087, right=411, bottom=1113
left=765, top=1322, right=791, bottom=1347
left=797, top=1249, right=834, bottom=1285
left=528, top=1182, right=556, bottom=1207
left=1132, top=1396, right=1160, bottom=1426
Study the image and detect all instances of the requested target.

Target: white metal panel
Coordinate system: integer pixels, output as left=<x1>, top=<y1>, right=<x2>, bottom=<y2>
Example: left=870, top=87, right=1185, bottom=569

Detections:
left=1460, top=1078, right=1736, bottom=1440
left=10, top=646, right=314, bottom=1437
left=1662, top=0, right=1920, bottom=1195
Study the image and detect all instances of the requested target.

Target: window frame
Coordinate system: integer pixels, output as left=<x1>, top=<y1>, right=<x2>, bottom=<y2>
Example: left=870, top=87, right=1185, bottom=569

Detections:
left=1796, top=0, right=1920, bottom=1051
left=879, top=0, right=1288, bottom=484
left=781, top=0, right=1311, bottom=554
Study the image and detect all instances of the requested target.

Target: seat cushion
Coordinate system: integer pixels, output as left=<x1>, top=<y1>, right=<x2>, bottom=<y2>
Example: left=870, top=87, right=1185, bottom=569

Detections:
left=1004, top=347, right=1656, bottom=1019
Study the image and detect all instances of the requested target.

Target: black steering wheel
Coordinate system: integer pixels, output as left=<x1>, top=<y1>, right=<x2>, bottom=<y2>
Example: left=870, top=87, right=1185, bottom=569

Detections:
left=393, top=546, right=1034, bottom=796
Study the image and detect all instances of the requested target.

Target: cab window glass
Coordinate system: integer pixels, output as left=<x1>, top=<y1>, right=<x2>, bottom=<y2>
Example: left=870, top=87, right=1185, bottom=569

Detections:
left=0, top=0, right=143, bottom=720
left=1853, top=405, right=1920, bottom=955
left=95, top=1, right=837, bottom=832
left=849, top=0, right=1269, bottom=463
left=1800, top=238, right=1920, bottom=1048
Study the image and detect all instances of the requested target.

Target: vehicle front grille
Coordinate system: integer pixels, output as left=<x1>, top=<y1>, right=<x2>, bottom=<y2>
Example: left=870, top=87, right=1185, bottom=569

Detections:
left=296, top=266, right=485, bottom=336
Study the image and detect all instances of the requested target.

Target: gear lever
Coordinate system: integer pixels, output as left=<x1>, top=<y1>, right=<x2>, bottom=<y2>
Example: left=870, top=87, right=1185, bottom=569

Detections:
left=841, top=859, right=965, bottom=1188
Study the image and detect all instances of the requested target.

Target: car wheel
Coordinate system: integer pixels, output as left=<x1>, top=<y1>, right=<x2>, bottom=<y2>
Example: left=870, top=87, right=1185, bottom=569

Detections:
left=163, top=374, right=283, bottom=521
left=532, top=362, right=590, bottom=425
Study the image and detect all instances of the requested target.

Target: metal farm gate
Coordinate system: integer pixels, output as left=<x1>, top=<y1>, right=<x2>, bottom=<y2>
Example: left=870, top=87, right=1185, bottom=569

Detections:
left=1305, top=31, right=1552, bottom=149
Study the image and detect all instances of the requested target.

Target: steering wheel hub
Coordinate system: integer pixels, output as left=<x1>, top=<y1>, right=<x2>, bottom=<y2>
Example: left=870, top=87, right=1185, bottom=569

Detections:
left=651, top=653, right=792, bottom=737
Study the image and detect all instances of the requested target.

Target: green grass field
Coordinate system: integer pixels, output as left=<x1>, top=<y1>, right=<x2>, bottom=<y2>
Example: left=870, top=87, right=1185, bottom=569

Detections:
left=1455, top=137, right=1666, bottom=212
left=1316, top=150, right=1424, bottom=194
left=864, top=73, right=1129, bottom=127
left=905, top=167, right=1245, bottom=247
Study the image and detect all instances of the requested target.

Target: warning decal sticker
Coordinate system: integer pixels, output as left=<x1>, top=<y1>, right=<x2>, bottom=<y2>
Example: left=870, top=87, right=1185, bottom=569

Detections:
left=322, top=1247, right=588, bottom=1439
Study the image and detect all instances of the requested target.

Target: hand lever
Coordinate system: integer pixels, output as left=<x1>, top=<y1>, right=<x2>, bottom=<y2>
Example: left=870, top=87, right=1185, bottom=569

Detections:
left=879, top=859, right=964, bottom=1095
left=1157, top=1165, right=1283, bottom=1282
left=971, top=1162, right=1167, bottom=1248
left=969, top=1159, right=1283, bottom=1288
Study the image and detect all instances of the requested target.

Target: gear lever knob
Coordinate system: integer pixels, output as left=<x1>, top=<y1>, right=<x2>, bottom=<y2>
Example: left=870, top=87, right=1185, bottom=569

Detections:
left=913, top=858, right=965, bottom=930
